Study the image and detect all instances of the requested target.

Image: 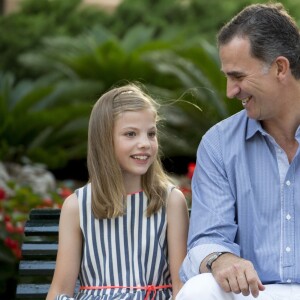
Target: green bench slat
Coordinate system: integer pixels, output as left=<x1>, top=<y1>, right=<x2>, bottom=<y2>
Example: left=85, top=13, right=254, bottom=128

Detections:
left=16, top=281, right=80, bottom=299
left=22, top=243, right=58, bottom=256
left=19, top=260, right=55, bottom=276
left=29, top=208, right=61, bottom=220
left=24, top=220, right=59, bottom=236
left=16, top=283, right=50, bottom=299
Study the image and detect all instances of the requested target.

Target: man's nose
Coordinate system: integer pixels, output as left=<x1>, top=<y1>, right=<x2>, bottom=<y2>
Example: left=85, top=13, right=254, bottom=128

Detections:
left=226, top=79, right=240, bottom=99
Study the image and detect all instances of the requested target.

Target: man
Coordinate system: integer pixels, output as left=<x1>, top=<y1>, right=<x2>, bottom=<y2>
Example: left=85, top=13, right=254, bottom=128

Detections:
left=176, top=3, right=300, bottom=299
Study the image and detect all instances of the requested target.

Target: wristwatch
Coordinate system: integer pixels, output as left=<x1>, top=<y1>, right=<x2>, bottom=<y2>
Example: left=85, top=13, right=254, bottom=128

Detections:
left=206, top=252, right=227, bottom=272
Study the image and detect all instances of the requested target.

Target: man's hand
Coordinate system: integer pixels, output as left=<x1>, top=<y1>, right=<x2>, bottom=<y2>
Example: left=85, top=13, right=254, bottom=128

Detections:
left=209, top=253, right=265, bottom=298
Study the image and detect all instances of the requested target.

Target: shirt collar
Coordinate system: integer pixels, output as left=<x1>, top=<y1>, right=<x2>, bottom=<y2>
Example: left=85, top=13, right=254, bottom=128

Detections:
left=246, top=116, right=300, bottom=141
left=246, top=117, right=265, bottom=140
left=296, top=125, right=300, bottom=138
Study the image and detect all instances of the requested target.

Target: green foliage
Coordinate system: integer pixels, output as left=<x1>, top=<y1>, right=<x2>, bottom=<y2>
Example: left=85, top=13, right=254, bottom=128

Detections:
left=0, top=0, right=109, bottom=79
left=110, top=0, right=300, bottom=42
left=106, top=0, right=189, bottom=38
left=1, top=0, right=300, bottom=80
left=19, top=25, right=176, bottom=88
left=2, top=0, right=299, bottom=162
left=17, top=26, right=234, bottom=157
left=0, top=71, right=100, bottom=168
left=0, top=182, right=69, bottom=296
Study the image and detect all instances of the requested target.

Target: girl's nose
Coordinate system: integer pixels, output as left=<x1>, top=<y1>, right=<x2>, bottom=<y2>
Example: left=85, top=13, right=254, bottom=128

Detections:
left=138, top=136, right=151, bottom=148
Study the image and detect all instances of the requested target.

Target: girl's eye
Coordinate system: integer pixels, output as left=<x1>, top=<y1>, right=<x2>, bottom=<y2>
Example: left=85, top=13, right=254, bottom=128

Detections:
left=125, top=131, right=136, bottom=137
left=148, top=131, right=156, bottom=138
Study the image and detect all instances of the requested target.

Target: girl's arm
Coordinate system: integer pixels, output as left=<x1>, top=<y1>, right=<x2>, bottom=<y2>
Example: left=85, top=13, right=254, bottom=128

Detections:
left=167, top=188, right=189, bottom=298
left=46, top=193, right=82, bottom=300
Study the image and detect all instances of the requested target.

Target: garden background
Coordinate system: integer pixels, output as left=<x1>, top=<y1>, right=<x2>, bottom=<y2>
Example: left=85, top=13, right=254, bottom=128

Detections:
left=0, top=0, right=299, bottom=299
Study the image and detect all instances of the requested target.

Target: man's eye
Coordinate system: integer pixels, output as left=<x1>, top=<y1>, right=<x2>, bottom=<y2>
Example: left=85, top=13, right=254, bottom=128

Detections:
left=236, top=76, right=244, bottom=80
left=233, top=74, right=245, bottom=80
left=227, top=74, right=245, bottom=81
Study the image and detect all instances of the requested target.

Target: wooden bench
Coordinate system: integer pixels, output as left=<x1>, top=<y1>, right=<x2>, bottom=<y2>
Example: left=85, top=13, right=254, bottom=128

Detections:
left=16, top=208, right=60, bottom=299
left=16, top=207, right=191, bottom=299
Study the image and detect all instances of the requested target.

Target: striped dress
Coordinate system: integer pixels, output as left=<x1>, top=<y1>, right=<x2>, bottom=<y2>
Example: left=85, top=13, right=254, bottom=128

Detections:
left=56, top=183, right=172, bottom=300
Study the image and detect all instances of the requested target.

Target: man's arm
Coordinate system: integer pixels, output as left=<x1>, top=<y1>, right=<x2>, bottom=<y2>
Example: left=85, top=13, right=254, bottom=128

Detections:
left=182, top=126, right=264, bottom=297
left=183, top=129, right=240, bottom=277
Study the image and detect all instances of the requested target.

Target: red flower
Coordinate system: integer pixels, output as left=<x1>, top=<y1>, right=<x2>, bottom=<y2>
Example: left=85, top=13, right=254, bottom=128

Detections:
left=4, top=237, right=22, bottom=259
left=187, top=162, right=196, bottom=179
left=15, top=225, right=24, bottom=234
left=4, top=214, right=11, bottom=222
left=42, top=198, right=53, bottom=207
left=180, top=187, right=191, bottom=196
left=5, top=221, right=15, bottom=233
left=58, top=187, right=72, bottom=199
left=13, top=247, right=22, bottom=259
left=0, top=188, right=6, bottom=200
left=4, top=237, right=18, bottom=249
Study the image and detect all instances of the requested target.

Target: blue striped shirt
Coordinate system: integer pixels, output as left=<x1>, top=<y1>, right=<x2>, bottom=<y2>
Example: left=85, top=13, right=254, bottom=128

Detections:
left=180, top=110, right=300, bottom=284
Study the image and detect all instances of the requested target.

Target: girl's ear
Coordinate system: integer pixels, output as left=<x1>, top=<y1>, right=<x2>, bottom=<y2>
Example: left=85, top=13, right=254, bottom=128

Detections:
left=274, top=56, right=289, bottom=79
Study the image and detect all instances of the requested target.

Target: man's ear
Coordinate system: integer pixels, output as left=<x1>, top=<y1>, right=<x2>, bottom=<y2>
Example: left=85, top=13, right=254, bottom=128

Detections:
left=274, top=56, right=290, bottom=79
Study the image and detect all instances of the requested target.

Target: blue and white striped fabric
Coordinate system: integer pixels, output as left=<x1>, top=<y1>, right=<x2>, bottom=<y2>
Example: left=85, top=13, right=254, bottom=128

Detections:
left=56, top=183, right=172, bottom=300
left=180, top=109, right=300, bottom=285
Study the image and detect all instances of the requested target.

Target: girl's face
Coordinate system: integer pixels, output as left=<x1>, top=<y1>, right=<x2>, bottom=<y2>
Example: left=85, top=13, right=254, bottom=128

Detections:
left=113, top=108, right=158, bottom=187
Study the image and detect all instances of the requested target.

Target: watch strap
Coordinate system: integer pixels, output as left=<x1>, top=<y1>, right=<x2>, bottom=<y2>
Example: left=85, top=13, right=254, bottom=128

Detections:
left=206, top=252, right=227, bottom=272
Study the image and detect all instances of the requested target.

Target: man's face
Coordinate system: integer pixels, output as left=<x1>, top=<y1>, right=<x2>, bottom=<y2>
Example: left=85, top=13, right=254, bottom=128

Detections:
left=219, top=37, right=280, bottom=121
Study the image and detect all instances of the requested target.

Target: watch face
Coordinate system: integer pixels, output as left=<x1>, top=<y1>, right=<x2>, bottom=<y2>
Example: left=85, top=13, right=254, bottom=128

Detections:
left=209, top=254, right=218, bottom=263
left=206, top=252, right=224, bottom=271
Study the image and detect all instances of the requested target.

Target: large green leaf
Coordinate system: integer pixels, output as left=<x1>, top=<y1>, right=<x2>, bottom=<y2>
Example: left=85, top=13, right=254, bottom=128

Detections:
left=0, top=72, right=99, bottom=168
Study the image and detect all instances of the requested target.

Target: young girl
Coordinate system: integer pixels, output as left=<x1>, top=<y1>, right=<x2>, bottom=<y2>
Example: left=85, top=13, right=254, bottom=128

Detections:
left=46, top=83, right=189, bottom=300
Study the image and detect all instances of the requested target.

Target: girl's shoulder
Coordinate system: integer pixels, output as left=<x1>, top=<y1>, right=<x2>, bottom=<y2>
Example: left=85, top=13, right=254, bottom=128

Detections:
left=59, top=193, right=80, bottom=232
left=166, top=186, right=189, bottom=225
left=166, top=185, right=187, bottom=210
left=61, top=192, right=80, bottom=216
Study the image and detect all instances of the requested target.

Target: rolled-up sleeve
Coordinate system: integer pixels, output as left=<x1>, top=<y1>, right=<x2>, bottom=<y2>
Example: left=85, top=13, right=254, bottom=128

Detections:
left=179, top=243, right=233, bottom=282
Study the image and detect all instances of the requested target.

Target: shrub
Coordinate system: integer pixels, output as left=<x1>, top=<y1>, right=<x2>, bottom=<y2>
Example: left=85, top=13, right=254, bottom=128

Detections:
left=0, top=181, right=71, bottom=296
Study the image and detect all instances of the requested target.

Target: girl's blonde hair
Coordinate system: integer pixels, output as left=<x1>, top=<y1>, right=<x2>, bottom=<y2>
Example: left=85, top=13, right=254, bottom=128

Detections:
left=87, top=83, right=170, bottom=219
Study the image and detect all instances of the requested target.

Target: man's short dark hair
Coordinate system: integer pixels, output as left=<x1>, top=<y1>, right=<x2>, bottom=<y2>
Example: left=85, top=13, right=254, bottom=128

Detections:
left=217, top=3, right=300, bottom=79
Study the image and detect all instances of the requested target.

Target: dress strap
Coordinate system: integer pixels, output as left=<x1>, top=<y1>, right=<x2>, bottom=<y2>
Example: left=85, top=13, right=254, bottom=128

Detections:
left=79, top=284, right=172, bottom=300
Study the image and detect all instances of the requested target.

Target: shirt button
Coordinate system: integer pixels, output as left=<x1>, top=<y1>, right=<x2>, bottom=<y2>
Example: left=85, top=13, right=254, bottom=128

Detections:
left=286, top=214, right=291, bottom=220
left=286, top=180, right=291, bottom=186
left=286, top=247, right=291, bottom=252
